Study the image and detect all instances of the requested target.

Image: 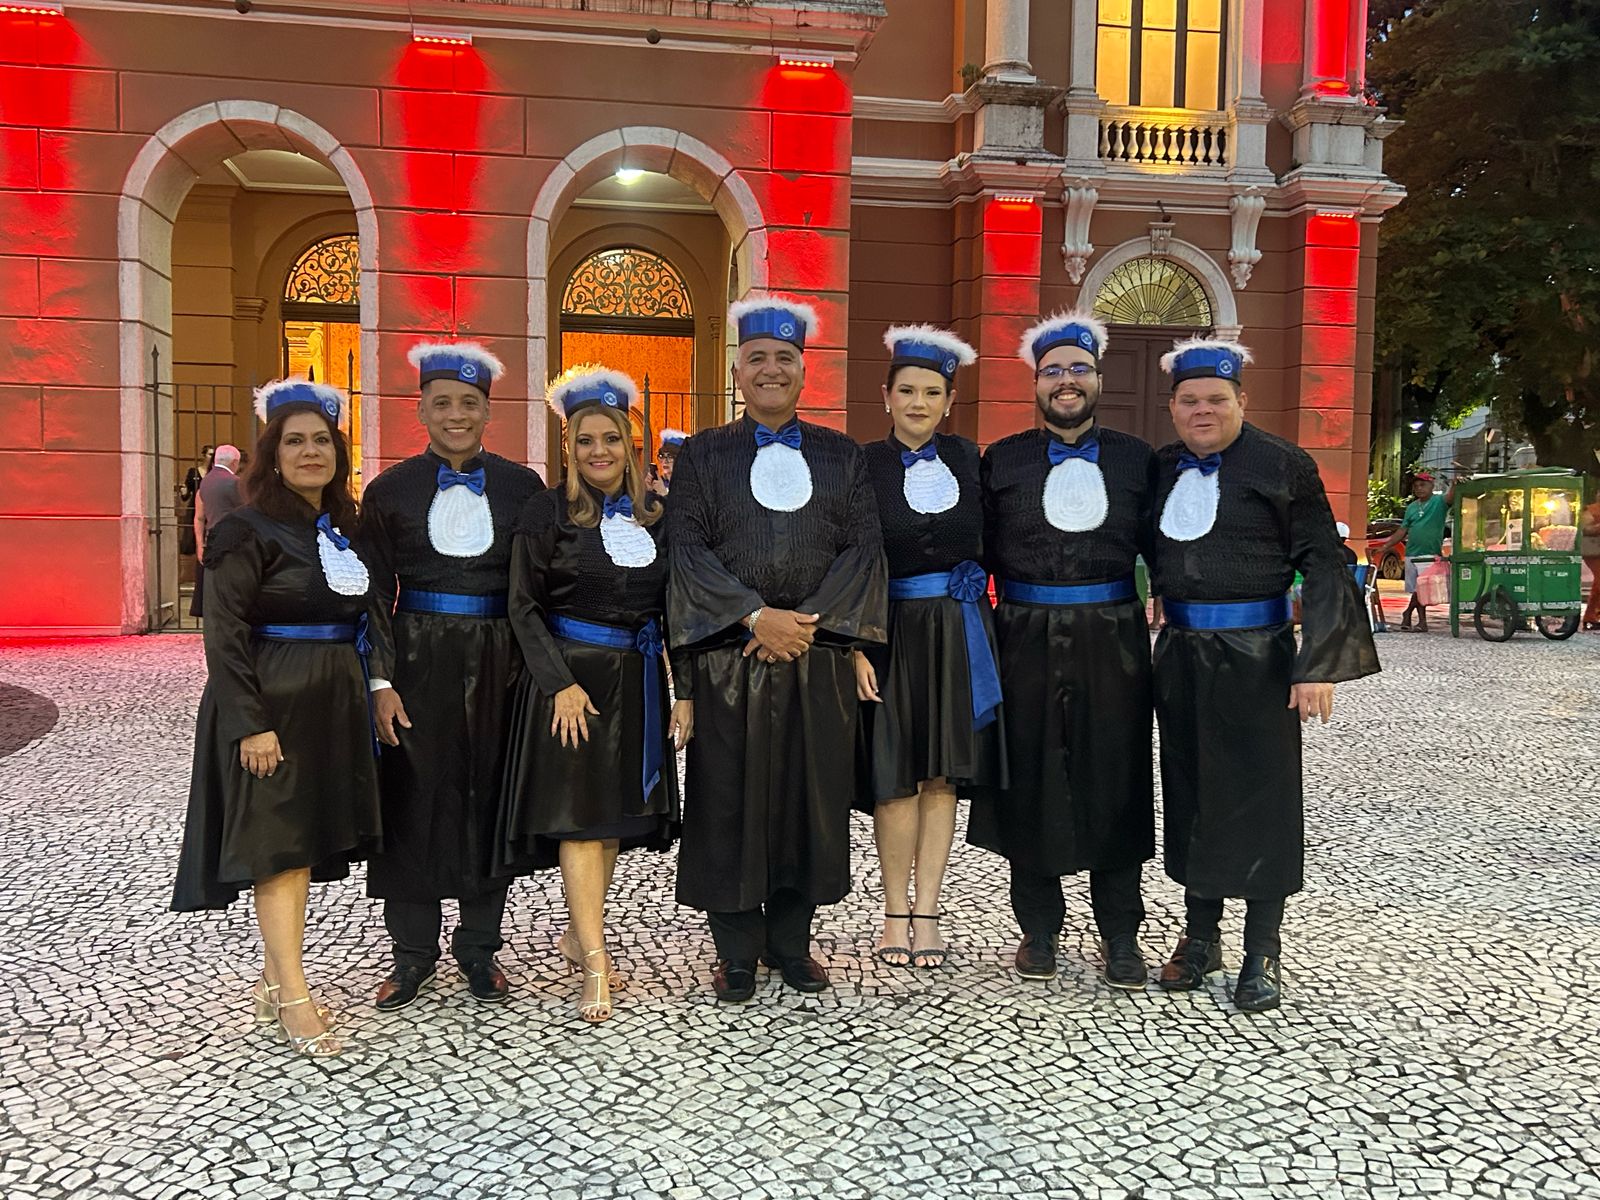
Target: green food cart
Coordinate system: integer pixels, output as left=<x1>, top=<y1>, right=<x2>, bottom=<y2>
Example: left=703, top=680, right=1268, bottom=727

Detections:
left=1449, top=468, right=1588, bottom=641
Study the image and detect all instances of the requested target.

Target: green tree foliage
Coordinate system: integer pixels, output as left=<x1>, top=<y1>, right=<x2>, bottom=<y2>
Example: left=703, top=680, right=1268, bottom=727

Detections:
left=1370, top=0, right=1600, bottom=474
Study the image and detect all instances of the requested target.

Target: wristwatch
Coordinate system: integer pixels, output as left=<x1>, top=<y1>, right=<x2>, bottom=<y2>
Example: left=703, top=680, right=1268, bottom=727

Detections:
left=745, top=607, right=764, bottom=633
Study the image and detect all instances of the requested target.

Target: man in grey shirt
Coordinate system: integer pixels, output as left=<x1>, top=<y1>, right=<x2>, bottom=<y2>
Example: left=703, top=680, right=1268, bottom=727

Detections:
left=190, top=444, right=242, bottom=618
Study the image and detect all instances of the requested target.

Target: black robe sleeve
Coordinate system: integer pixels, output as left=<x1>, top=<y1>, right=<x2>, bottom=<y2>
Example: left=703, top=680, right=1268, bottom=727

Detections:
left=357, top=498, right=398, bottom=683
left=797, top=445, right=889, bottom=646
left=666, top=434, right=767, bottom=648
left=658, top=507, right=693, bottom=702
left=199, top=517, right=273, bottom=746
left=1287, top=451, right=1381, bottom=684
left=507, top=497, right=580, bottom=698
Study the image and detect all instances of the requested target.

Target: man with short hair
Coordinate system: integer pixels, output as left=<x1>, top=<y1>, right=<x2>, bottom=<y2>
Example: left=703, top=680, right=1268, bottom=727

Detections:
left=360, top=341, right=545, bottom=1011
left=1380, top=471, right=1447, bottom=632
left=190, top=444, right=242, bottom=618
left=668, top=294, right=887, bottom=1004
left=1150, top=337, right=1378, bottom=1012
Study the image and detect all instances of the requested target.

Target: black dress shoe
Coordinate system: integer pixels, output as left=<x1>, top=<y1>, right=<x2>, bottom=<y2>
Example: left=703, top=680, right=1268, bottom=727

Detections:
left=458, top=959, right=510, bottom=1003
left=759, top=954, right=830, bottom=993
left=1014, top=934, right=1058, bottom=980
left=1157, top=936, right=1223, bottom=991
left=712, top=959, right=758, bottom=1003
left=1233, top=954, right=1282, bottom=1012
left=374, top=964, right=436, bottom=1012
left=1100, top=934, right=1149, bottom=990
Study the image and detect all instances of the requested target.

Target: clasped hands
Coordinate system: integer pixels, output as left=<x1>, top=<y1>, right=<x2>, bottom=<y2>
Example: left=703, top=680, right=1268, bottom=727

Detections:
left=742, top=608, right=819, bottom=664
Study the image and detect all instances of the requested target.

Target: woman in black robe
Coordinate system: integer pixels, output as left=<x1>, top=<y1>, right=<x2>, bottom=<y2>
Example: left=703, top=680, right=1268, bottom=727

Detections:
left=497, top=366, right=691, bottom=1023
left=855, top=325, right=1006, bottom=969
left=171, top=380, right=381, bottom=1058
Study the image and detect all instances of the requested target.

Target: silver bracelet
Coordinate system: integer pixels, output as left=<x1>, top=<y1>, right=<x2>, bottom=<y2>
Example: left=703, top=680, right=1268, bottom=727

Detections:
left=745, top=607, right=764, bottom=633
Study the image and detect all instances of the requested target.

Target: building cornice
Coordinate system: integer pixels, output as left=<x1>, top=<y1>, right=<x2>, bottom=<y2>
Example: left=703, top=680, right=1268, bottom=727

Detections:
left=852, top=93, right=972, bottom=124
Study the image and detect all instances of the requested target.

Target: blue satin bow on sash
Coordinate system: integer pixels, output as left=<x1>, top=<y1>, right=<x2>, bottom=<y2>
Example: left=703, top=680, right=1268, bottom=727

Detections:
left=602, top=493, right=634, bottom=520
left=753, top=422, right=803, bottom=450
left=887, top=560, right=1002, bottom=730
left=1176, top=451, right=1223, bottom=476
left=436, top=464, right=487, bottom=495
left=900, top=442, right=938, bottom=468
left=315, top=513, right=349, bottom=551
left=1047, top=436, right=1099, bottom=466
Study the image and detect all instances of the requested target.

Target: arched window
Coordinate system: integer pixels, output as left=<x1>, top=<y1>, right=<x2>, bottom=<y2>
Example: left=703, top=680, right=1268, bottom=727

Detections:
left=283, top=234, right=359, bottom=317
left=280, top=233, right=363, bottom=474
left=1093, top=256, right=1213, bottom=327
left=562, top=247, right=693, bottom=326
left=1097, top=0, right=1226, bottom=110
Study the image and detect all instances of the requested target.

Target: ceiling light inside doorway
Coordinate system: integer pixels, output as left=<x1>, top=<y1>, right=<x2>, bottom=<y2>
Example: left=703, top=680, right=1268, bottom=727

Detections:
left=614, top=169, right=646, bottom=185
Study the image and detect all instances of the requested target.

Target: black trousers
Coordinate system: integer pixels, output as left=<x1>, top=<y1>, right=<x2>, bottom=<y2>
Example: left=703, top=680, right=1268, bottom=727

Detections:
left=1184, top=892, right=1286, bottom=957
left=384, top=884, right=509, bottom=971
left=1010, top=862, right=1145, bottom=942
left=706, top=888, right=816, bottom=962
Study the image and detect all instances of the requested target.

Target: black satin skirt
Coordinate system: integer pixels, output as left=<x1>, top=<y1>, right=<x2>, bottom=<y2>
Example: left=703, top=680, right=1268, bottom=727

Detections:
left=1153, top=622, right=1303, bottom=898
left=365, top=612, right=521, bottom=902
left=676, top=642, right=858, bottom=912
left=854, top=594, right=1008, bottom=812
left=171, top=641, right=381, bottom=912
left=495, top=639, right=677, bottom=876
left=966, top=597, right=1154, bottom=877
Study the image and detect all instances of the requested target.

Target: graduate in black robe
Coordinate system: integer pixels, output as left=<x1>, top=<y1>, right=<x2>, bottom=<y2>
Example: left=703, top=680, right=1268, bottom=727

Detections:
left=1149, top=337, right=1379, bottom=1012
left=966, top=312, right=1157, bottom=991
left=668, top=294, right=888, bottom=1003
left=854, top=325, right=1006, bottom=971
left=359, top=342, right=544, bottom=1011
left=171, top=380, right=379, bottom=1058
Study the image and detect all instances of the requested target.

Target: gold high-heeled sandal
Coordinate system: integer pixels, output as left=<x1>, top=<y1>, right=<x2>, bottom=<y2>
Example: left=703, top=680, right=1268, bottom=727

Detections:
left=579, top=949, right=613, bottom=1024
left=275, top=995, right=343, bottom=1058
left=560, top=931, right=623, bottom=991
left=251, top=978, right=336, bottom=1026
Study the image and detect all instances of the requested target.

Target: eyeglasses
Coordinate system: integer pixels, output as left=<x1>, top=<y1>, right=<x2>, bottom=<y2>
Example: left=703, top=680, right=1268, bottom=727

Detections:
left=1036, top=363, right=1097, bottom=379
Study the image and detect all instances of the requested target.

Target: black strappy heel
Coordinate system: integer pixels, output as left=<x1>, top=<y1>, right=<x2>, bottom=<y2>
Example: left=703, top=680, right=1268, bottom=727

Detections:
left=910, top=913, right=948, bottom=969
left=873, top=912, right=913, bottom=968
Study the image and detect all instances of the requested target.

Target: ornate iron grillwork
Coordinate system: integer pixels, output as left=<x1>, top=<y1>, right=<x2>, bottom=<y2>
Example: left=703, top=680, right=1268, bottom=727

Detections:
left=563, top=248, right=693, bottom=321
left=284, top=235, right=360, bottom=306
left=1092, top=257, right=1212, bottom=327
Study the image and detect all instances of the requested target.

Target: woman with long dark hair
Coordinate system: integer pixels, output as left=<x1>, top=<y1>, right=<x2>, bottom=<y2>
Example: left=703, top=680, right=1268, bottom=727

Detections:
left=171, top=380, right=382, bottom=1059
left=497, top=365, right=690, bottom=1023
left=854, top=326, right=1006, bottom=970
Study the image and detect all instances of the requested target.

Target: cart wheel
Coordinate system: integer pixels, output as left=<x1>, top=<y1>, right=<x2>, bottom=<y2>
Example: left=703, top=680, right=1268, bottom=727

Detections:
left=1536, top=614, right=1580, bottom=640
left=1473, top=589, right=1518, bottom=642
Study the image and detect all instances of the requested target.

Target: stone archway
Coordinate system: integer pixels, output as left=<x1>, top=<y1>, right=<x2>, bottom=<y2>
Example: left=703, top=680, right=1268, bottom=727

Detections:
left=526, top=127, right=768, bottom=478
left=1077, top=234, right=1241, bottom=338
left=117, top=101, right=378, bottom=630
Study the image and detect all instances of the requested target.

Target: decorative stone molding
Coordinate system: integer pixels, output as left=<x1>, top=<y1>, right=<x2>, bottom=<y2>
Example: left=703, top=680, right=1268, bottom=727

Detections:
left=1078, top=234, right=1240, bottom=334
left=1060, top=183, right=1098, bottom=284
left=1148, top=220, right=1177, bottom=257
left=233, top=297, right=267, bottom=323
left=1228, top=191, right=1267, bottom=289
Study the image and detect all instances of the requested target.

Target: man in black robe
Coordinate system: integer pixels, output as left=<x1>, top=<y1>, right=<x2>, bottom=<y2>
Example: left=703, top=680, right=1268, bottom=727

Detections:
left=361, top=341, right=545, bottom=1010
left=667, top=294, right=888, bottom=1003
left=1150, top=337, right=1379, bottom=1012
left=968, top=312, right=1156, bottom=990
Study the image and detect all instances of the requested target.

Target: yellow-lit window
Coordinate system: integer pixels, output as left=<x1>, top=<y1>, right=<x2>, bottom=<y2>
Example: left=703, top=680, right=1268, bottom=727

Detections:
left=1097, top=0, right=1226, bottom=110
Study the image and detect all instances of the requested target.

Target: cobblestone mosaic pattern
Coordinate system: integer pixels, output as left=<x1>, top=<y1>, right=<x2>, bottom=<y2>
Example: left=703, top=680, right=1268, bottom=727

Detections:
left=0, top=629, right=1597, bottom=1200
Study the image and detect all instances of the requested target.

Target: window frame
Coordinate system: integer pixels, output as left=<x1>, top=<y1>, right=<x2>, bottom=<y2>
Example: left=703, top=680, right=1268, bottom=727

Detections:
left=1098, top=0, right=1229, bottom=111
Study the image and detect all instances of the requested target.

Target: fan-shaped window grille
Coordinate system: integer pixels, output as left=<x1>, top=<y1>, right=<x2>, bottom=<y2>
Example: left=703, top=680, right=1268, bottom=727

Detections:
left=563, top=248, right=692, bottom=321
left=283, top=235, right=359, bottom=306
left=1092, top=256, right=1212, bottom=327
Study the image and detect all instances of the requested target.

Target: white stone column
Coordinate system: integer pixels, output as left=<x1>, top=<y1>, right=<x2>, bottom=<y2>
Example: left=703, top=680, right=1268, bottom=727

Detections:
left=1229, top=0, right=1265, bottom=104
left=1063, top=0, right=1105, bottom=167
left=983, top=0, right=1035, bottom=83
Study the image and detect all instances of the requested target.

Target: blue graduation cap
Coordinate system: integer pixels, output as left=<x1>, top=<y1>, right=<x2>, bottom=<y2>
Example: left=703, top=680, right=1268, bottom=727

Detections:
left=727, top=294, right=820, bottom=350
left=407, top=341, right=505, bottom=397
left=1160, top=337, right=1254, bottom=385
left=252, top=379, right=344, bottom=423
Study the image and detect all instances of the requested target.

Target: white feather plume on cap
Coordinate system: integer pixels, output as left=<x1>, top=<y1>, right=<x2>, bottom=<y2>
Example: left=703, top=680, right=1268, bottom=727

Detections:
left=1159, top=336, right=1255, bottom=375
left=406, top=340, right=505, bottom=385
left=252, top=378, right=345, bottom=423
left=1018, top=309, right=1110, bottom=368
left=658, top=428, right=689, bottom=446
left=727, top=293, right=821, bottom=340
left=882, top=324, right=977, bottom=366
left=544, top=363, right=639, bottom=422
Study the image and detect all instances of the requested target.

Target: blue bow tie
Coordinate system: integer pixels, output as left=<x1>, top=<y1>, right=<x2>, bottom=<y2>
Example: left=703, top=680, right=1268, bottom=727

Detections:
left=315, top=513, right=349, bottom=551
left=1177, top=451, right=1223, bottom=476
left=436, top=464, right=486, bottom=495
left=900, top=442, right=938, bottom=468
left=754, top=422, right=803, bottom=451
left=602, top=493, right=634, bottom=520
left=1047, top=436, right=1099, bottom=466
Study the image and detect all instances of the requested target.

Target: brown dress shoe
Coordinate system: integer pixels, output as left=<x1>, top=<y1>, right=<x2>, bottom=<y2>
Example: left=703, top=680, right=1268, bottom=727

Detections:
left=1158, top=936, right=1223, bottom=991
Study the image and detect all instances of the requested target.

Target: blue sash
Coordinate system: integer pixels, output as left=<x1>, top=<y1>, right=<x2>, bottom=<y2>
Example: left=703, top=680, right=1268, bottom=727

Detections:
left=888, top=561, right=1002, bottom=729
left=1163, top=596, right=1293, bottom=631
left=397, top=588, right=508, bottom=618
left=999, top=576, right=1137, bottom=607
left=252, top=617, right=379, bottom=757
left=548, top=614, right=665, bottom=805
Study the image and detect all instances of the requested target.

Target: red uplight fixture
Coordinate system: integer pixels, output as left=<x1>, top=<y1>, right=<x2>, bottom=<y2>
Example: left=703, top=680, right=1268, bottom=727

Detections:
left=412, top=25, right=472, bottom=46
left=993, top=193, right=1037, bottom=205
left=776, top=50, right=834, bottom=69
left=1315, top=208, right=1357, bottom=219
left=0, top=1, right=65, bottom=13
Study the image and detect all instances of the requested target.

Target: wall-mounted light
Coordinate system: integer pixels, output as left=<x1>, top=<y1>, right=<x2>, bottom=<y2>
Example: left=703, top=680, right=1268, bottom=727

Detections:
left=1315, top=208, right=1357, bottom=220
left=614, top=169, right=645, bottom=185
left=1408, top=419, right=1426, bottom=433
left=0, top=1, right=66, bottom=14
left=776, top=50, right=834, bottom=69
left=412, top=25, right=472, bottom=46
left=993, top=193, right=1037, bottom=206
